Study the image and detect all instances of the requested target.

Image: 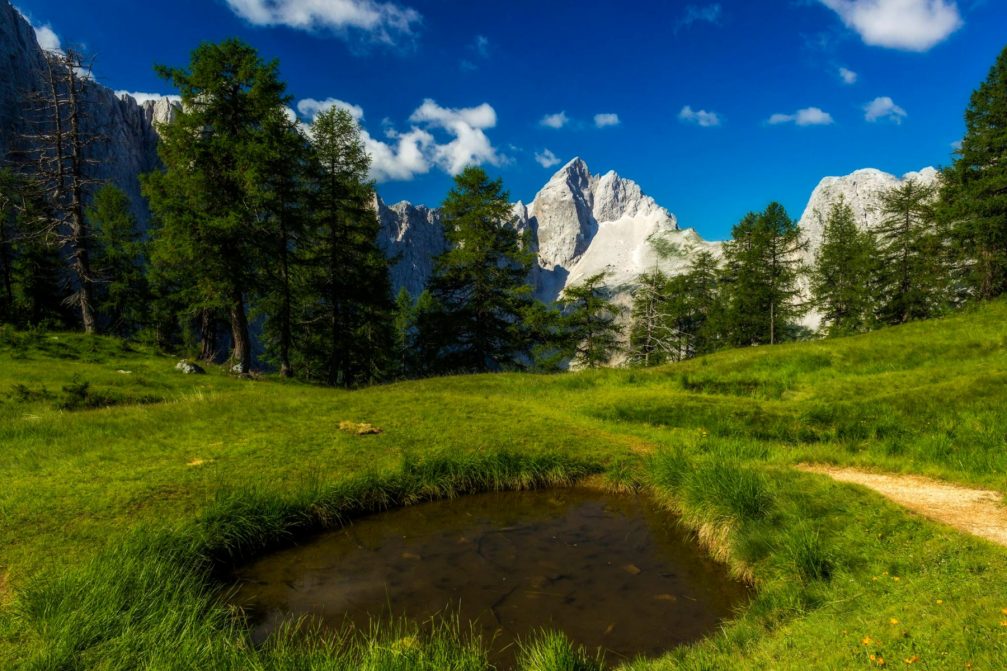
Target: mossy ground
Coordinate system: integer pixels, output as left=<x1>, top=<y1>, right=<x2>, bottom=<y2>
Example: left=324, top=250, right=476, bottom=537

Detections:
left=1, top=302, right=1007, bottom=669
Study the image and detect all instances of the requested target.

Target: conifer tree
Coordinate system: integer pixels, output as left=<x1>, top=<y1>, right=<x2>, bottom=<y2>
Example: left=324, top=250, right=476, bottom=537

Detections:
left=143, top=39, right=289, bottom=373
left=628, top=270, right=676, bottom=367
left=420, top=166, right=534, bottom=373
left=874, top=179, right=946, bottom=324
left=86, top=185, right=149, bottom=336
left=558, top=272, right=622, bottom=369
left=810, top=198, right=877, bottom=336
left=940, top=44, right=1007, bottom=299
left=297, top=107, right=393, bottom=386
left=721, top=203, right=806, bottom=346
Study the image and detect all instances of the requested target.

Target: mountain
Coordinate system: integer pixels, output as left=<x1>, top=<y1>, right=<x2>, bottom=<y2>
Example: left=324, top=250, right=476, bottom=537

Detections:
left=797, top=166, right=941, bottom=261
left=381, top=157, right=721, bottom=305
left=0, top=0, right=172, bottom=222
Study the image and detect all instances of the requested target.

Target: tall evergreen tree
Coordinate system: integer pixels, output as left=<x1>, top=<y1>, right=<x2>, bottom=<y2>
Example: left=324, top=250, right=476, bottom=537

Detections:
left=142, top=39, right=290, bottom=373
left=420, top=166, right=534, bottom=373
left=558, top=272, right=622, bottom=369
left=297, top=107, right=393, bottom=387
left=940, top=44, right=1007, bottom=300
left=874, top=179, right=947, bottom=325
left=86, top=185, right=149, bottom=336
left=252, top=107, right=312, bottom=378
left=721, top=203, right=806, bottom=346
left=810, top=198, right=877, bottom=336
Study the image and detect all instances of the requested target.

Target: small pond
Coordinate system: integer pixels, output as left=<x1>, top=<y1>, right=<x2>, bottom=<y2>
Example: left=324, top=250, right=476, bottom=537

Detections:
left=231, top=488, right=748, bottom=667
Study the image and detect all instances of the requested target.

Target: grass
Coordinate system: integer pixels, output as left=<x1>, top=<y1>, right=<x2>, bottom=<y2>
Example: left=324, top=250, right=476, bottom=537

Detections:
left=2, top=301, right=1007, bottom=668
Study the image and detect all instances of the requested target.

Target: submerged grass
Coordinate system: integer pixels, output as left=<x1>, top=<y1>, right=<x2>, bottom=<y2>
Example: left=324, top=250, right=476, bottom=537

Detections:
left=4, top=301, right=1007, bottom=667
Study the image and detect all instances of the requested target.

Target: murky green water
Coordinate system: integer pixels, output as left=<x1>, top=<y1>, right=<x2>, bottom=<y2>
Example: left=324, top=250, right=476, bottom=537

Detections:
left=231, top=488, right=748, bottom=667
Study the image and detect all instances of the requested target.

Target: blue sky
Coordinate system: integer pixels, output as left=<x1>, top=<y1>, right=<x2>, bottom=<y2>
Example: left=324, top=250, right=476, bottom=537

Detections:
left=11, top=0, right=1007, bottom=241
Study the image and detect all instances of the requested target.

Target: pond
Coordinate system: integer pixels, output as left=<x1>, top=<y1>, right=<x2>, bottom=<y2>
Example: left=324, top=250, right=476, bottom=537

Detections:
left=231, top=488, right=748, bottom=668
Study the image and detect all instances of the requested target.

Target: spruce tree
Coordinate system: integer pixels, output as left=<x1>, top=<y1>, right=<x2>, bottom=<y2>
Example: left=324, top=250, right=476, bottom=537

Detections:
left=142, top=39, right=289, bottom=373
left=874, top=179, right=946, bottom=325
left=810, top=197, right=877, bottom=336
left=558, top=272, right=623, bottom=369
left=941, top=44, right=1007, bottom=299
left=721, top=203, right=806, bottom=346
left=420, top=166, right=534, bottom=373
left=86, top=185, right=149, bottom=336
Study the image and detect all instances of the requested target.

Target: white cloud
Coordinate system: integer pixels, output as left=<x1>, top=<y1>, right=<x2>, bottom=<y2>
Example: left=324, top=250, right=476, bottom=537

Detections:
left=819, top=0, right=963, bottom=51
left=864, top=96, right=907, bottom=123
left=301, top=98, right=504, bottom=182
left=409, top=99, right=504, bottom=176
left=116, top=91, right=182, bottom=105
left=14, top=6, right=62, bottom=52
left=594, top=113, right=620, bottom=128
left=297, top=97, right=365, bottom=121
left=768, top=107, right=835, bottom=126
left=535, top=149, right=562, bottom=168
left=675, top=4, right=723, bottom=31
left=539, top=111, right=570, bottom=129
left=839, top=67, right=858, bottom=84
left=224, top=0, right=421, bottom=46
left=678, top=105, right=722, bottom=127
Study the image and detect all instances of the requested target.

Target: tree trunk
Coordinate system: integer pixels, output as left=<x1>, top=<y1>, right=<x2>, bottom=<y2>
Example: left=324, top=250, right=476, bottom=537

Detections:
left=278, top=215, right=293, bottom=378
left=198, top=309, right=218, bottom=362
left=229, top=291, right=251, bottom=374
left=65, top=60, right=96, bottom=333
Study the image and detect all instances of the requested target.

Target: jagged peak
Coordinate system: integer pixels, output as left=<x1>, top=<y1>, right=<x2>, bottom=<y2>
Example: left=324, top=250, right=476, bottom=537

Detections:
left=550, top=156, right=590, bottom=182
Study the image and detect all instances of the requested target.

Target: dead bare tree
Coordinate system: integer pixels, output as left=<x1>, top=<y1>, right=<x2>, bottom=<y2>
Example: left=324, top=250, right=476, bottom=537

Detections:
left=20, top=47, right=104, bottom=333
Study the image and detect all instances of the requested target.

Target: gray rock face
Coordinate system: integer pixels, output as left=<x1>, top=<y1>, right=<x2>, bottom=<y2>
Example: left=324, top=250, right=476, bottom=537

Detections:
left=375, top=194, right=447, bottom=297
left=797, top=167, right=941, bottom=263
left=379, top=157, right=721, bottom=306
left=0, top=0, right=171, bottom=224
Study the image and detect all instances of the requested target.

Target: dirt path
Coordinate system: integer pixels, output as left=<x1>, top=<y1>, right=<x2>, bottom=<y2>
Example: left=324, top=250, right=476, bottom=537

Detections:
left=799, top=465, right=1007, bottom=548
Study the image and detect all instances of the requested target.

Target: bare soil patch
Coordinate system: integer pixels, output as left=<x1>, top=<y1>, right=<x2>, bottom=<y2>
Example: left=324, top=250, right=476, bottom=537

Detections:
left=799, top=465, right=1007, bottom=548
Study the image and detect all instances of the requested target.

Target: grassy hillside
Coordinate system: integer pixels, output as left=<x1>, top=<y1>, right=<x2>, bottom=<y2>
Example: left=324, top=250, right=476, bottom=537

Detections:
left=2, top=302, right=1007, bottom=669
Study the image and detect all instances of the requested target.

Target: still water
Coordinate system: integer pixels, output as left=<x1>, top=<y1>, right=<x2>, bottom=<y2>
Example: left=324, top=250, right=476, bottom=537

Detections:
left=232, top=488, right=748, bottom=667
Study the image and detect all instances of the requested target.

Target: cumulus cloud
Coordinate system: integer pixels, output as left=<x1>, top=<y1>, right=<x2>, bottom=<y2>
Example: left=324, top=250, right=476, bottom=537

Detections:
left=296, top=98, right=505, bottom=182
left=297, top=97, right=365, bottom=121
left=594, top=113, right=620, bottom=128
left=678, top=105, right=722, bottom=127
left=819, top=0, right=963, bottom=51
left=539, top=111, right=570, bottom=129
left=224, top=0, right=421, bottom=46
left=864, top=96, right=907, bottom=123
left=675, top=4, right=722, bottom=31
left=839, top=67, right=858, bottom=84
left=534, top=149, right=561, bottom=168
left=116, top=91, right=182, bottom=105
left=768, top=107, right=835, bottom=126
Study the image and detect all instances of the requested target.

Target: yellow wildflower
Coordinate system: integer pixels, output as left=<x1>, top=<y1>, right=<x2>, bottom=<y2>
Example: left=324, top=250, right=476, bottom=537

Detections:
left=889, top=618, right=899, bottom=625
left=862, top=636, right=874, bottom=646
left=935, top=599, right=943, bottom=605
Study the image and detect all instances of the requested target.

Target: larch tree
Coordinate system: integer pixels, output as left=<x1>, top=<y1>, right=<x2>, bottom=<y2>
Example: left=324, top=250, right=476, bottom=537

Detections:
left=874, top=179, right=947, bottom=325
left=143, top=39, right=290, bottom=373
left=559, top=272, right=623, bottom=369
left=420, top=166, right=535, bottom=373
left=941, top=44, right=1007, bottom=300
left=721, top=203, right=806, bottom=346
left=810, top=197, right=877, bottom=337
left=298, top=106, right=393, bottom=387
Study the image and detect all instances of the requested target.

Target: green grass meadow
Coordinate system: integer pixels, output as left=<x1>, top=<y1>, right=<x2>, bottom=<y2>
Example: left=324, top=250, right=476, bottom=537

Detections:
left=3, top=301, right=1007, bottom=669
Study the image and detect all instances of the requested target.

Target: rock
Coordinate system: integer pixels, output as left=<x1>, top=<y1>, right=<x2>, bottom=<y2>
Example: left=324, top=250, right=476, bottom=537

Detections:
left=0, top=1, right=172, bottom=227
left=175, top=360, right=205, bottom=375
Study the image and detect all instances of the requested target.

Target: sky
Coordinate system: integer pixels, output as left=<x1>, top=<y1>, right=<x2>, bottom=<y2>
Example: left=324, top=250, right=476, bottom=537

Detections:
left=11, top=0, right=1007, bottom=241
